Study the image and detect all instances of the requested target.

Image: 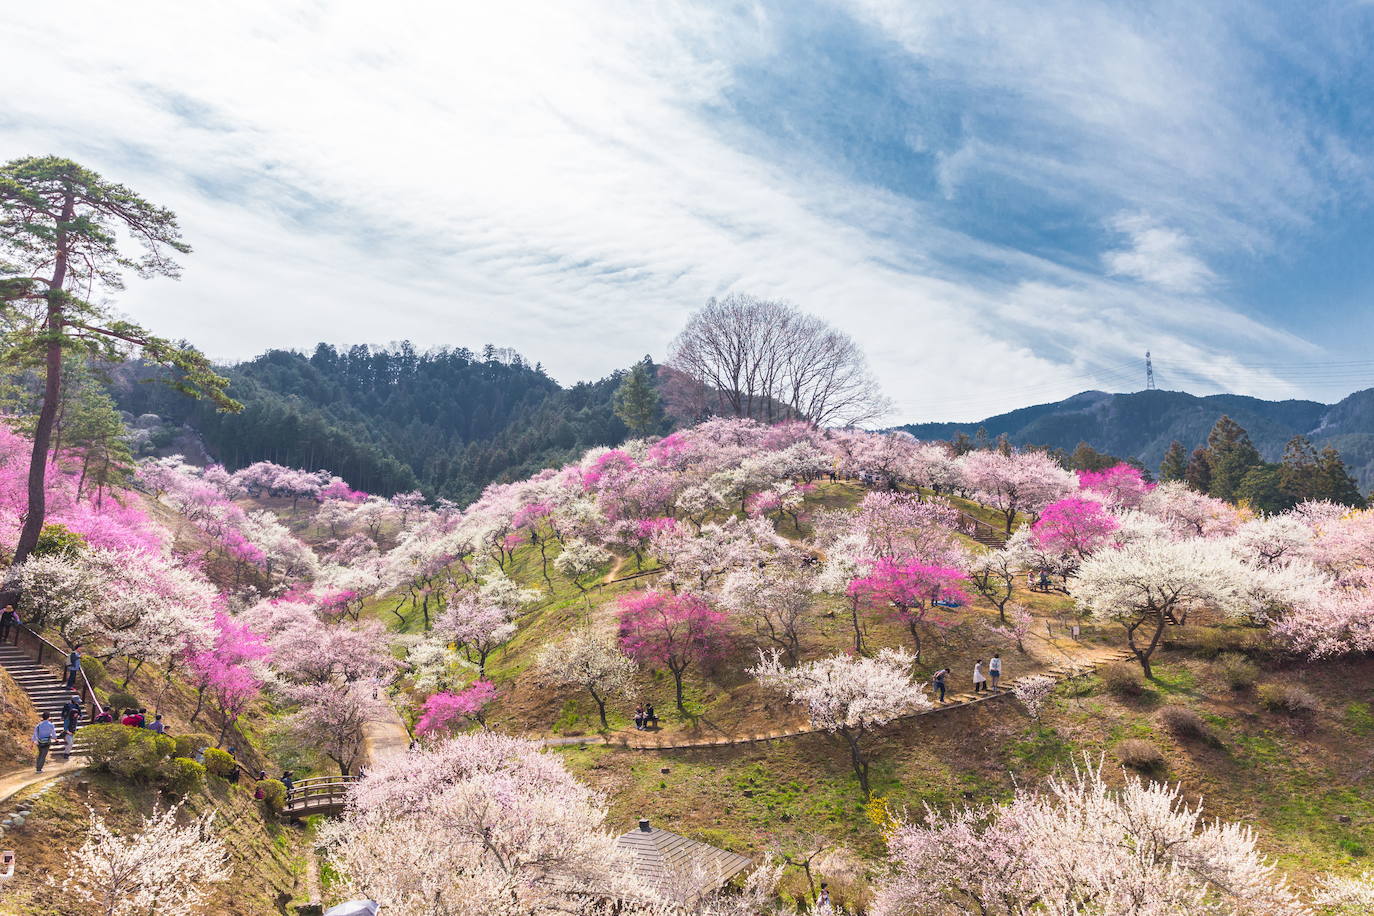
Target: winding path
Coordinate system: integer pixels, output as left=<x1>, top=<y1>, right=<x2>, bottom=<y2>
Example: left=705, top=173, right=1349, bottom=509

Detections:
left=540, top=644, right=1134, bottom=752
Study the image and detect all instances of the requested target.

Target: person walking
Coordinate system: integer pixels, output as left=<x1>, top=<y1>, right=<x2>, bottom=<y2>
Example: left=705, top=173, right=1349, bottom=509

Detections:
left=64, top=646, right=83, bottom=689
left=281, top=770, right=295, bottom=798
left=932, top=668, right=949, bottom=703
left=972, top=660, right=987, bottom=694
left=989, top=654, right=1002, bottom=692
left=61, top=694, right=82, bottom=759
left=0, top=605, right=17, bottom=644
left=32, top=713, right=55, bottom=773
left=817, top=882, right=831, bottom=912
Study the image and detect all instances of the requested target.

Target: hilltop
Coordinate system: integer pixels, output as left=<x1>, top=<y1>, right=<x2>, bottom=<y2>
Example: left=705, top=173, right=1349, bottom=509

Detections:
left=895, top=387, right=1374, bottom=490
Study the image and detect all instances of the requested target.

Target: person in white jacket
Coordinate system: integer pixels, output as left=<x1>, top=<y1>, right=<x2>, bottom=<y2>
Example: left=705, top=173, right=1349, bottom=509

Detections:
left=972, top=660, right=988, bottom=694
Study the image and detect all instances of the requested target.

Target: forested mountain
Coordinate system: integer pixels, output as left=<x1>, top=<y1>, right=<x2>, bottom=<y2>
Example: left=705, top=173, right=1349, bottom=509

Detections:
left=111, top=343, right=655, bottom=503
left=896, top=387, right=1374, bottom=491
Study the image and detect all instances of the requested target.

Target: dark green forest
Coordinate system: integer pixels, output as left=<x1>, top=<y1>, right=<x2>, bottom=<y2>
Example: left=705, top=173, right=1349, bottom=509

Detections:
left=112, top=343, right=658, bottom=503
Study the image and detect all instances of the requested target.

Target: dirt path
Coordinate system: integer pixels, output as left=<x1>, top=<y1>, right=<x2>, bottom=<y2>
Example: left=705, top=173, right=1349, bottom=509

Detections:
left=539, top=643, right=1132, bottom=752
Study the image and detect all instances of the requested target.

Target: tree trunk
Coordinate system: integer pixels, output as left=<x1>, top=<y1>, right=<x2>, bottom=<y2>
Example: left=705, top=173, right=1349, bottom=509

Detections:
left=670, top=662, right=687, bottom=713
left=849, top=597, right=866, bottom=656
left=590, top=687, right=608, bottom=728
left=841, top=728, right=870, bottom=796
left=1125, top=610, right=1168, bottom=680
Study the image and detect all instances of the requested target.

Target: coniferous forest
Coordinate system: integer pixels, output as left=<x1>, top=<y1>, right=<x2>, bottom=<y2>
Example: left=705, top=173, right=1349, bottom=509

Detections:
left=111, top=344, right=664, bottom=503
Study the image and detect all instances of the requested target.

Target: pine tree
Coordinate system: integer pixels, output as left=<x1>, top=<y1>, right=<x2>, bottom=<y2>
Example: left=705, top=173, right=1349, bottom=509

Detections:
left=0, top=156, right=239, bottom=570
left=1203, top=415, right=1261, bottom=501
left=1184, top=447, right=1212, bottom=493
left=1314, top=446, right=1367, bottom=508
left=1158, top=440, right=1187, bottom=482
left=1278, top=434, right=1318, bottom=503
left=612, top=358, right=661, bottom=436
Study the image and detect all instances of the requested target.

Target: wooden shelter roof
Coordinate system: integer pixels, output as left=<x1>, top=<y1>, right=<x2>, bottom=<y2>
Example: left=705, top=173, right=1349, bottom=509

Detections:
left=614, top=820, right=754, bottom=898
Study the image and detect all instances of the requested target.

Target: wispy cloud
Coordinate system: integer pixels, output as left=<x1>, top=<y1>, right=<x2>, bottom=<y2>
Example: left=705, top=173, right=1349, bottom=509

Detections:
left=1104, top=213, right=1216, bottom=294
left=3, top=0, right=1371, bottom=422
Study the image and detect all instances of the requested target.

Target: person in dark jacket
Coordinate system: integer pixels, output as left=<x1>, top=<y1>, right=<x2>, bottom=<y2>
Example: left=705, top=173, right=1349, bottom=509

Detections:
left=61, top=694, right=82, bottom=759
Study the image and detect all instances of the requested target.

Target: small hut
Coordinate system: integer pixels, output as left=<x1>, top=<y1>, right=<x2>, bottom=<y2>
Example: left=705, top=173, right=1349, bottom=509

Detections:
left=615, top=818, right=754, bottom=900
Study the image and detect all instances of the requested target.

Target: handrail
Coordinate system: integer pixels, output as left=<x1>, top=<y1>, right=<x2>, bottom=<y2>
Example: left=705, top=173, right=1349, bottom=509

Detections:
left=7, top=624, right=105, bottom=721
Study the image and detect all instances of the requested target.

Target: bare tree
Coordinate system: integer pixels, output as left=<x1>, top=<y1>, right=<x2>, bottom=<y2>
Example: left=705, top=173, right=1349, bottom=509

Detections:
left=668, top=294, right=889, bottom=427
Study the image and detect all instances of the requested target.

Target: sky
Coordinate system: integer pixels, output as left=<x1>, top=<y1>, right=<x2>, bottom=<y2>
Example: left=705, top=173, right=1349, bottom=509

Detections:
left=4, top=0, right=1374, bottom=423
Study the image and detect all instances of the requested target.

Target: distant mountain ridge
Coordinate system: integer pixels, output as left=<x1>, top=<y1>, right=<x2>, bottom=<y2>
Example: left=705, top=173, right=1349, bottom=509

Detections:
left=895, top=387, right=1374, bottom=492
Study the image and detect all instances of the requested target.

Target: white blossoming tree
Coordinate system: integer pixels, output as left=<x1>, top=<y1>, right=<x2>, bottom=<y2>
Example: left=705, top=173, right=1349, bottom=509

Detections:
left=66, top=804, right=229, bottom=916
left=538, top=627, right=639, bottom=728
left=751, top=648, right=932, bottom=796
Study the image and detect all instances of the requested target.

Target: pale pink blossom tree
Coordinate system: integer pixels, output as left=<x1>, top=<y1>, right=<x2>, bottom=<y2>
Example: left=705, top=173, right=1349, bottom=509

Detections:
left=320, top=733, right=634, bottom=914
left=873, top=758, right=1304, bottom=916
left=538, top=627, right=638, bottom=728
left=958, top=450, right=1077, bottom=534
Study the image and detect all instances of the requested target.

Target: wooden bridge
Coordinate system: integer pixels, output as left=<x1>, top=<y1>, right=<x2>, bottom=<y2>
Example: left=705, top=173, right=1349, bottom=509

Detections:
left=280, top=775, right=359, bottom=818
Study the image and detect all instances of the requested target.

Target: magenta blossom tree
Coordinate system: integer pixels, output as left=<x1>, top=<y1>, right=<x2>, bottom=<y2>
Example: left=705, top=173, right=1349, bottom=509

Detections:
left=1032, top=498, right=1120, bottom=565
left=848, top=559, right=969, bottom=661
left=415, top=681, right=497, bottom=737
left=617, top=590, right=728, bottom=713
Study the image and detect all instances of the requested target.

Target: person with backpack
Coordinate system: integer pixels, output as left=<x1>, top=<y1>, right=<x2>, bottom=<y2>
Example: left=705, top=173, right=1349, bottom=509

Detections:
left=32, top=713, right=55, bottom=773
left=61, top=694, right=82, bottom=759
left=64, top=646, right=83, bottom=688
left=989, top=654, right=1002, bottom=692
left=972, top=660, right=988, bottom=694
left=932, top=668, right=950, bottom=703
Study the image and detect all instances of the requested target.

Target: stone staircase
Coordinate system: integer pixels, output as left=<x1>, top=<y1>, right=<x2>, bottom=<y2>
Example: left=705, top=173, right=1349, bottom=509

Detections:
left=0, top=642, right=84, bottom=752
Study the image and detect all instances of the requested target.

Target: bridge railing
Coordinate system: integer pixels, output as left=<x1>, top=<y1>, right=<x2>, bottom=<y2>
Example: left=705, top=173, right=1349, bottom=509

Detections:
left=282, top=775, right=359, bottom=814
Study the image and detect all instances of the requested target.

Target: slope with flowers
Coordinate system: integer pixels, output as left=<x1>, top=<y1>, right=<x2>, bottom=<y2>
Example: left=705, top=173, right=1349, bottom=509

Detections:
left=3, top=415, right=1374, bottom=913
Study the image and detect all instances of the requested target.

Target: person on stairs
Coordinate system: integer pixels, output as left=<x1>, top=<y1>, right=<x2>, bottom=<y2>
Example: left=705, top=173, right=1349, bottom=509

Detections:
left=972, top=660, right=988, bottom=694
left=61, top=694, right=82, bottom=759
left=0, top=605, right=17, bottom=643
left=64, top=645, right=83, bottom=688
left=932, top=668, right=950, bottom=703
left=989, top=654, right=1002, bottom=692
left=32, top=712, right=55, bottom=773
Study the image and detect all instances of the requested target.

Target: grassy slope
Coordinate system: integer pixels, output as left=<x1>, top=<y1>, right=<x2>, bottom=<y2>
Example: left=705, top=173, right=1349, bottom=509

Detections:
left=0, top=771, right=312, bottom=915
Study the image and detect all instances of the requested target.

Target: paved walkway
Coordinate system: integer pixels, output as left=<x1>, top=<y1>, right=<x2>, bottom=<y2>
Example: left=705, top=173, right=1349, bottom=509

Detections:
left=362, top=699, right=411, bottom=765
left=540, top=644, right=1133, bottom=752
left=0, top=756, right=84, bottom=804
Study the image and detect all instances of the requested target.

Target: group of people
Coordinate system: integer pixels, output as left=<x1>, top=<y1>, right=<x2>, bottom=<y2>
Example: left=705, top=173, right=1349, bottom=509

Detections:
left=930, top=654, right=1004, bottom=703
left=30, top=695, right=166, bottom=772
left=632, top=703, right=659, bottom=730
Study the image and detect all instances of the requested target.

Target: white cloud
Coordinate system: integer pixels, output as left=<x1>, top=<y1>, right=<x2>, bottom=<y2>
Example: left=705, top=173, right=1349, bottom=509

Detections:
left=0, top=0, right=1355, bottom=423
left=1103, top=213, right=1216, bottom=294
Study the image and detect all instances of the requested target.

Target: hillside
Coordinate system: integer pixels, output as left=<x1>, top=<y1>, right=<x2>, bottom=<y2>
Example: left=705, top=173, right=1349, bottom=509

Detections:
left=896, top=387, right=1374, bottom=492
left=3, top=415, right=1373, bottom=913
left=110, top=344, right=660, bottom=503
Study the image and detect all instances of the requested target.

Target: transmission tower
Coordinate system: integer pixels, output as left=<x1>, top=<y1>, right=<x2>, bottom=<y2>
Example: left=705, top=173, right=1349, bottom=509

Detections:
left=1145, top=351, right=1156, bottom=390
